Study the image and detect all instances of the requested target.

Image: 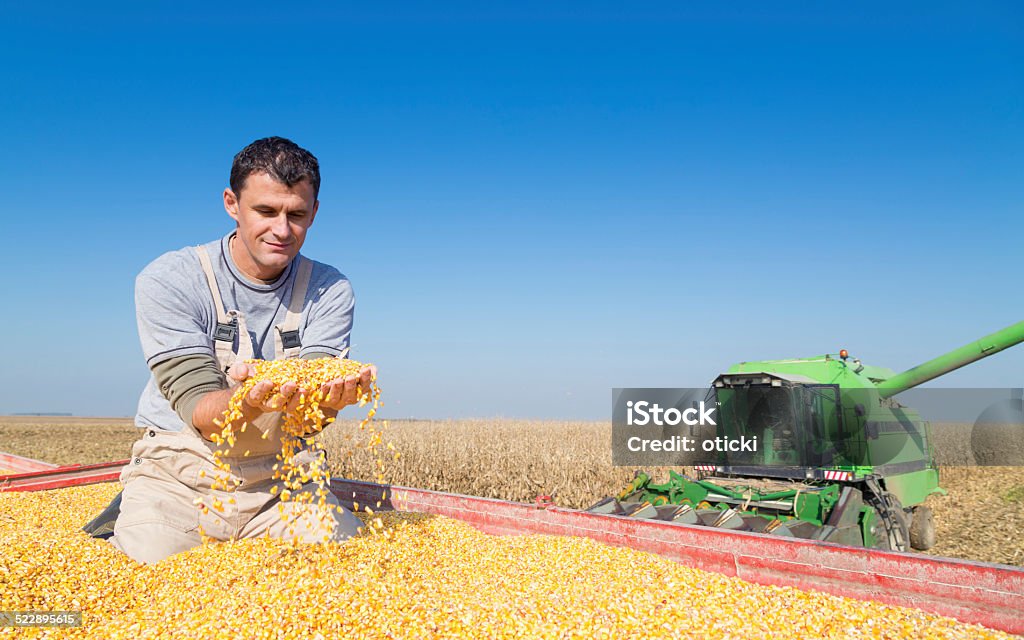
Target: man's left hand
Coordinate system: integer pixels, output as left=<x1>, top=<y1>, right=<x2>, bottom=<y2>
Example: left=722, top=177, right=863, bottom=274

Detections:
left=319, top=364, right=377, bottom=412
left=289, top=363, right=375, bottom=436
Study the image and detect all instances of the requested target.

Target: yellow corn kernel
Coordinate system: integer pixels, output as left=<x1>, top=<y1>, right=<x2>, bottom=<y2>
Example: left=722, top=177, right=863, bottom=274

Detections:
left=202, top=357, right=385, bottom=544
left=0, top=482, right=1012, bottom=640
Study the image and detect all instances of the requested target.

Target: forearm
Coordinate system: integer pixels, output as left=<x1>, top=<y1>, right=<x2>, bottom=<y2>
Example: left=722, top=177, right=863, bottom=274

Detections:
left=151, top=354, right=228, bottom=438
left=191, top=383, right=339, bottom=439
left=190, top=387, right=260, bottom=441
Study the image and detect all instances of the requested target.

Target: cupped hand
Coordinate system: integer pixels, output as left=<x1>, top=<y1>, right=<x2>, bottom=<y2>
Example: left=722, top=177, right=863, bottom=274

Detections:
left=320, top=364, right=377, bottom=411
left=226, top=361, right=303, bottom=417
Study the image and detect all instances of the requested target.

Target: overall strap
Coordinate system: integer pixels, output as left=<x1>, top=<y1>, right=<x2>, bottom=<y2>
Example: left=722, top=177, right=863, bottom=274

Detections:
left=234, top=311, right=254, bottom=362
left=273, top=256, right=312, bottom=360
left=195, top=245, right=228, bottom=323
left=195, top=245, right=249, bottom=372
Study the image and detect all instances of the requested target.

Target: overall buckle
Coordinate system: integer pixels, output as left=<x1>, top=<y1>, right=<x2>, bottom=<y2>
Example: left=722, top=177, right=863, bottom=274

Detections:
left=214, top=320, right=237, bottom=342
left=279, top=329, right=301, bottom=349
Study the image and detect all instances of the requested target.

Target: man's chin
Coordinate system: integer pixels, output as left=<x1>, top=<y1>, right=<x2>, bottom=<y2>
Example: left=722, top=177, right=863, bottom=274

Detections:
left=258, top=255, right=294, bottom=273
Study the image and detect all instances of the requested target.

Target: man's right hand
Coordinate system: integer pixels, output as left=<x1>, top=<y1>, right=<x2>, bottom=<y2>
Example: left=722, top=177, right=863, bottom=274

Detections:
left=192, top=362, right=301, bottom=441
left=226, top=362, right=303, bottom=421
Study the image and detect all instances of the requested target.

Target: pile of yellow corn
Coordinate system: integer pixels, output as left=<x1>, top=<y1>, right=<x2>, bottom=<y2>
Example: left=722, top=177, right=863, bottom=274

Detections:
left=0, top=483, right=1012, bottom=639
left=201, top=357, right=388, bottom=539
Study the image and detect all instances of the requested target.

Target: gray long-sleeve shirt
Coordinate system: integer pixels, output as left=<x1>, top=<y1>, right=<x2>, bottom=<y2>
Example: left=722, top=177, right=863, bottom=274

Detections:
left=134, top=232, right=355, bottom=432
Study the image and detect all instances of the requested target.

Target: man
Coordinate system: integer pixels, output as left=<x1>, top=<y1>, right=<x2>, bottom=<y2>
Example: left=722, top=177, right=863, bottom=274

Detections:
left=96, top=136, right=374, bottom=564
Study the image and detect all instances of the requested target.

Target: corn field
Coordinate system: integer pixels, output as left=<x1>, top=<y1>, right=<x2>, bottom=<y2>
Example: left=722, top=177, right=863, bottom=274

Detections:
left=320, top=419, right=656, bottom=510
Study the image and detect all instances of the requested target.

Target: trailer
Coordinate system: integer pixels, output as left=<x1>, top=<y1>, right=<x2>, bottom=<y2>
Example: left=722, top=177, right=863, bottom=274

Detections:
left=2, top=453, right=1022, bottom=635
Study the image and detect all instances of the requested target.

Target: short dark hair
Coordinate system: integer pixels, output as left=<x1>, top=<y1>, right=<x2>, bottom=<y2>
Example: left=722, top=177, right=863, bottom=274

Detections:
left=230, top=136, right=321, bottom=199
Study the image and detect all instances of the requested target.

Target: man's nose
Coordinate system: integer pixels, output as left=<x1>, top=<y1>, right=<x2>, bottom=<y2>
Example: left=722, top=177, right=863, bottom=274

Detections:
left=271, top=214, right=293, bottom=239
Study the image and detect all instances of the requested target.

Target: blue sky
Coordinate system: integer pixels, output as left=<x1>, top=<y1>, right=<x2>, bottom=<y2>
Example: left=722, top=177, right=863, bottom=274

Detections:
left=1, top=2, right=1021, bottom=418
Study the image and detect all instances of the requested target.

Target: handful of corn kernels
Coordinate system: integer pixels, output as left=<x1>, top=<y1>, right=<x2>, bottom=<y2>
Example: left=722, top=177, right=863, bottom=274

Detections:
left=200, top=358, right=384, bottom=541
left=218, top=357, right=379, bottom=440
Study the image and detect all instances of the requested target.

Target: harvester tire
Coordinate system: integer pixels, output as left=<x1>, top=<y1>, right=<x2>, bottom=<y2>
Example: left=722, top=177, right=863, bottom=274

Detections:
left=908, top=505, right=936, bottom=551
left=866, top=489, right=909, bottom=552
left=889, top=498, right=910, bottom=552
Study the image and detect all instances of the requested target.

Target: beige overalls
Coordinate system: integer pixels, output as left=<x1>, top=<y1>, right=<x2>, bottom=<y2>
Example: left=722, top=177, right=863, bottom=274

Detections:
left=110, top=246, right=363, bottom=564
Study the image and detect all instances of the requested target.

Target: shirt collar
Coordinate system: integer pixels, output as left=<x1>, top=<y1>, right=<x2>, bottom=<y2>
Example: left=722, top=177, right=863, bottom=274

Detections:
left=220, top=231, right=294, bottom=292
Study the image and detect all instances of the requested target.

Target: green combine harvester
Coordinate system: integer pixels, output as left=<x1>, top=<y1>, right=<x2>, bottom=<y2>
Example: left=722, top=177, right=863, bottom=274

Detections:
left=591, top=320, right=1024, bottom=551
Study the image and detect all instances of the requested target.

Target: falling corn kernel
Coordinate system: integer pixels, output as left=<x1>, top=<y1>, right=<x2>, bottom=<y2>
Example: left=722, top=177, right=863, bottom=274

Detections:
left=204, top=357, right=386, bottom=543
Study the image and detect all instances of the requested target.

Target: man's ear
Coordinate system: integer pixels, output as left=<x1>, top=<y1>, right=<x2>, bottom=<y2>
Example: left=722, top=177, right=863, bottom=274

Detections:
left=309, top=200, right=319, bottom=226
left=224, top=188, right=240, bottom=223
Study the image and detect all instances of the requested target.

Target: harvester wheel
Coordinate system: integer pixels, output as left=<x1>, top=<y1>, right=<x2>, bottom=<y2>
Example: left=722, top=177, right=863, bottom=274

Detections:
left=889, top=499, right=910, bottom=552
left=866, top=490, right=909, bottom=552
left=908, top=505, right=936, bottom=551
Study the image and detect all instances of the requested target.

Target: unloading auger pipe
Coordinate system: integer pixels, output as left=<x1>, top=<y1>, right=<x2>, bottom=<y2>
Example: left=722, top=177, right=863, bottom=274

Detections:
left=876, top=320, right=1024, bottom=399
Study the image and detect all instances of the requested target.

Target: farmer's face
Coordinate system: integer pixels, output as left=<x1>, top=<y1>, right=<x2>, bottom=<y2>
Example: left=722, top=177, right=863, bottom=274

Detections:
left=223, top=172, right=318, bottom=281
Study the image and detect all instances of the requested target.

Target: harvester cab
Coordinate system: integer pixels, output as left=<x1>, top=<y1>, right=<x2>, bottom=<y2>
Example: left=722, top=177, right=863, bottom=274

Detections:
left=591, top=320, right=1024, bottom=552
left=711, top=372, right=841, bottom=469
